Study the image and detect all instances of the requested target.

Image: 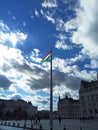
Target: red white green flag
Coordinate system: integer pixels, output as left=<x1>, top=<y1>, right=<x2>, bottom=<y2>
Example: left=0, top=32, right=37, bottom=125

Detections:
left=40, top=51, right=52, bottom=64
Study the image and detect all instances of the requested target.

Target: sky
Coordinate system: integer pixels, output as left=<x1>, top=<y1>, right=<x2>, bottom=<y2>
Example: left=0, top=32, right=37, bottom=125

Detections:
left=0, top=0, right=98, bottom=110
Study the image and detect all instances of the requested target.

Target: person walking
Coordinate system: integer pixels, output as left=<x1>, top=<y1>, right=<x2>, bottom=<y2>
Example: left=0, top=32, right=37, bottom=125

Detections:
left=58, top=117, right=61, bottom=125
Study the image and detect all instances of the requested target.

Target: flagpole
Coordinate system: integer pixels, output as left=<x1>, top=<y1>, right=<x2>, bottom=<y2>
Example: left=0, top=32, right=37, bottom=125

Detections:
left=50, top=47, right=53, bottom=130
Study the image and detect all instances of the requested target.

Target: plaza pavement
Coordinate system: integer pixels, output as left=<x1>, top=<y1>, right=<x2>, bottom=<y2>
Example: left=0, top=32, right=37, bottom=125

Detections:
left=0, top=119, right=98, bottom=130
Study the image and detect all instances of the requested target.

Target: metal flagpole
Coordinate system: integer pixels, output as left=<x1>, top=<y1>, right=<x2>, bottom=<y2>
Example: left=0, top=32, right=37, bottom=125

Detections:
left=50, top=47, right=53, bottom=130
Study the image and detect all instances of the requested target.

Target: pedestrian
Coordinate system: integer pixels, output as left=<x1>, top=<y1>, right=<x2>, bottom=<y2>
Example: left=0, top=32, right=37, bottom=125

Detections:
left=58, top=117, right=61, bottom=125
left=62, top=125, right=66, bottom=130
left=80, top=126, right=82, bottom=130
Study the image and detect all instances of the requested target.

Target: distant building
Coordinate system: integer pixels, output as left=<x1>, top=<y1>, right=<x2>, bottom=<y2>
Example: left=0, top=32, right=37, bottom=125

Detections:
left=58, top=74, right=98, bottom=119
left=58, top=96, right=80, bottom=119
left=79, top=79, right=98, bottom=119
left=37, top=110, right=58, bottom=119
left=0, top=99, right=37, bottom=118
left=70, top=99, right=80, bottom=119
left=37, top=110, right=50, bottom=119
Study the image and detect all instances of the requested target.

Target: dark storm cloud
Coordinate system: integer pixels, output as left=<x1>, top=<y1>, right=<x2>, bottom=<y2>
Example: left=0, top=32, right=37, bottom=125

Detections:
left=53, top=71, right=81, bottom=90
left=0, top=94, right=7, bottom=98
left=52, top=71, right=67, bottom=86
left=2, top=59, right=33, bottom=74
left=33, top=66, right=47, bottom=74
left=3, top=56, right=81, bottom=91
left=10, top=60, right=46, bottom=76
left=0, top=74, right=12, bottom=89
left=10, top=60, right=33, bottom=73
left=27, top=75, right=50, bottom=90
left=2, top=63, right=11, bottom=72
left=27, top=66, right=81, bottom=90
left=65, top=75, right=81, bottom=90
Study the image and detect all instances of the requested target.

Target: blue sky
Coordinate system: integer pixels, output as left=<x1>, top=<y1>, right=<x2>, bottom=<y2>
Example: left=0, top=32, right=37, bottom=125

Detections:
left=0, top=0, right=98, bottom=110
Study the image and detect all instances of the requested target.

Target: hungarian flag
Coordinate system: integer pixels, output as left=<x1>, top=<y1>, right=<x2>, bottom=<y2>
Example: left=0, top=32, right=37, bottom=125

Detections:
left=40, top=51, right=52, bottom=64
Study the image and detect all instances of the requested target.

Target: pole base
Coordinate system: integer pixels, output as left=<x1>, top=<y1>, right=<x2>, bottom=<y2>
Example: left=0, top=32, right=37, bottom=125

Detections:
left=50, top=127, right=53, bottom=130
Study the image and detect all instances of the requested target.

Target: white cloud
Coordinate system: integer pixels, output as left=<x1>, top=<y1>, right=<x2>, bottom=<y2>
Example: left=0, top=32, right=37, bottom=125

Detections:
left=0, top=46, right=36, bottom=94
left=10, top=93, right=22, bottom=100
left=2, top=46, right=24, bottom=64
left=35, top=9, right=39, bottom=17
left=24, top=95, right=50, bottom=110
left=0, top=20, right=10, bottom=31
left=30, top=10, right=34, bottom=19
left=55, top=33, right=67, bottom=40
left=0, top=21, right=28, bottom=47
left=54, top=33, right=71, bottom=50
left=30, top=48, right=42, bottom=63
left=41, top=9, right=55, bottom=24
left=0, top=94, right=8, bottom=100
left=70, top=0, right=98, bottom=58
left=64, top=19, right=78, bottom=32
left=23, top=22, right=26, bottom=26
left=45, top=14, right=55, bottom=24
left=42, top=0, right=58, bottom=8
left=55, top=40, right=70, bottom=50
left=90, top=60, right=98, bottom=69
left=56, top=18, right=65, bottom=31
left=9, top=85, right=17, bottom=93
left=53, top=85, right=70, bottom=97
left=53, top=57, right=97, bottom=81
left=53, top=85, right=79, bottom=100
left=62, top=0, right=73, bottom=4
left=9, top=32, right=27, bottom=47
left=12, top=16, right=16, bottom=20
left=0, top=45, right=25, bottom=77
left=85, top=59, right=98, bottom=69
left=65, top=54, right=84, bottom=64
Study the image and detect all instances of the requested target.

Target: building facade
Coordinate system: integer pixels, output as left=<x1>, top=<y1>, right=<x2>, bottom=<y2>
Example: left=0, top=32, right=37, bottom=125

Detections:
left=79, top=79, right=98, bottom=119
left=0, top=99, right=37, bottom=118
left=58, top=74, right=98, bottom=119
left=58, top=96, right=80, bottom=119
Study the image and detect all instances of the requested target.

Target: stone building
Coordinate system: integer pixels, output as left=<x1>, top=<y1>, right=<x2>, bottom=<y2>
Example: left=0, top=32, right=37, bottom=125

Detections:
left=70, top=99, right=80, bottom=119
left=79, top=79, right=98, bottom=119
left=0, top=99, right=37, bottom=118
left=58, top=74, right=98, bottom=119
left=58, top=96, right=80, bottom=119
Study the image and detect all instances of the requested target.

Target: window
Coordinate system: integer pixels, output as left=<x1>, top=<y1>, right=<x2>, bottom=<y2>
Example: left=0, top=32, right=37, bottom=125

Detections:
left=96, top=94, right=98, bottom=100
left=94, top=108, right=98, bottom=113
left=87, top=95, right=90, bottom=101
left=81, top=96, right=84, bottom=101
left=89, top=109, right=93, bottom=114
left=91, top=95, right=95, bottom=102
